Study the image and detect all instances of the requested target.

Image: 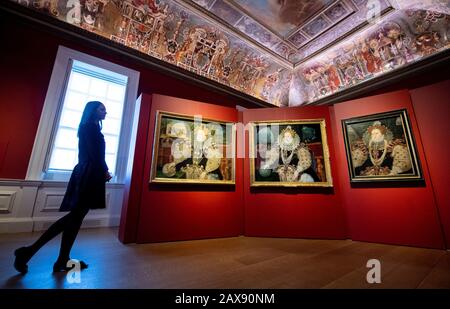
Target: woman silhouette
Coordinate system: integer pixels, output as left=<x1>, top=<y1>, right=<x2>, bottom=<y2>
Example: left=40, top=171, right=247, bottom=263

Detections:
left=14, top=101, right=112, bottom=273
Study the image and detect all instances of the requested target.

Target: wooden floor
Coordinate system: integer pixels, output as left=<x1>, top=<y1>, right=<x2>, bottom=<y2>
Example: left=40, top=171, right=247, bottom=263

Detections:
left=0, top=228, right=449, bottom=289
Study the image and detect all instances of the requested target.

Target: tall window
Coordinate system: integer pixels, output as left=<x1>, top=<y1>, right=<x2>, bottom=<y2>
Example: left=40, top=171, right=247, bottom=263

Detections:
left=47, top=60, right=128, bottom=176
left=27, top=46, right=139, bottom=182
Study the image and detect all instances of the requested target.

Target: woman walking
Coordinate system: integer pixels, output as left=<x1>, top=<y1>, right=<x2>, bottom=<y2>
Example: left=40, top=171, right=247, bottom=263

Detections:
left=14, top=101, right=112, bottom=273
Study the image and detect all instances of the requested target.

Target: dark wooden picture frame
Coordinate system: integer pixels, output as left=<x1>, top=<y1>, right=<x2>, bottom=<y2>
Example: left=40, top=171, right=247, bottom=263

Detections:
left=342, top=109, right=423, bottom=183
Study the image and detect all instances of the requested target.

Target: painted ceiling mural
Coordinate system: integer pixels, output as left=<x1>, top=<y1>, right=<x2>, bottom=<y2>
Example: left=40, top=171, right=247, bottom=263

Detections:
left=7, top=0, right=450, bottom=107
left=232, top=0, right=333, bottom=37
left=9, top=0, right=292, bottom=106
left=190, top=0, right=395, bottom=63
left=396, top=0, right=450, bottom=14
left=292, top=6, right=450, bottom=105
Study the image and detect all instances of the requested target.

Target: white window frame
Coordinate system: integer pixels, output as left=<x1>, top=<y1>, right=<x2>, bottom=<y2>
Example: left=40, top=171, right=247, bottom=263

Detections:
left=26, top=46, right=140, bottom=184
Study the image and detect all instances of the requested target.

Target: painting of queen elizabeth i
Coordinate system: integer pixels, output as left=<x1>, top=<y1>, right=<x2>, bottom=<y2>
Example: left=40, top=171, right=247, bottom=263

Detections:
left=150, top=111, right=235, bottom=184
left=342, top=110, right=423, bottom=183
left=250, top=120, right=333, bottom=187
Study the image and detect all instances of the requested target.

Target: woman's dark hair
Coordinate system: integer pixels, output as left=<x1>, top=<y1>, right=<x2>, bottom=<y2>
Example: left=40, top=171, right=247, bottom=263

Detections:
left=78, top=101, right=103, bottom=136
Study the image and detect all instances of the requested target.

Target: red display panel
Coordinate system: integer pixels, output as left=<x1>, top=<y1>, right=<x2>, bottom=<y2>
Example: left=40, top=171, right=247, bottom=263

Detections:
left=330, top=90, right=445, bottom=249
left=410, top=80, right=450, bottom=248
left=242, top=106, right=348, bottom=239
left=134, top=94, right=243, bottom=243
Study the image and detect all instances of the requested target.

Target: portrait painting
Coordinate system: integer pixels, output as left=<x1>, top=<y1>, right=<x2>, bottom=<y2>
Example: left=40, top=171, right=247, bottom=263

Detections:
left=342, top=109, right=423, bottom=183
left=250, top=120, right=333, bottom=187
left=150, top=111, right=235, bottom=184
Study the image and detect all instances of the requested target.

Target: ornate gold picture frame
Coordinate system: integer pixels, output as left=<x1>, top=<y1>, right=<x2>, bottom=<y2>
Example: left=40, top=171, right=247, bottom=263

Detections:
left=249, top=119, right=333, bottom=187
left=150, top=111, right=235, bottom=185
left=341, top=109, right=423, bottom=183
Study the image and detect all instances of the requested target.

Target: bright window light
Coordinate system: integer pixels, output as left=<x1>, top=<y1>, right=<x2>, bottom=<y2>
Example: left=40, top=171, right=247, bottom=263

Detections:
left=47, top=60, right=128, bottom=175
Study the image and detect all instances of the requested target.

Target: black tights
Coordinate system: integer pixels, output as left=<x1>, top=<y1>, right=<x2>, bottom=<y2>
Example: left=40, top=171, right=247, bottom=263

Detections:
left=29, top=207, right=89, bottom=262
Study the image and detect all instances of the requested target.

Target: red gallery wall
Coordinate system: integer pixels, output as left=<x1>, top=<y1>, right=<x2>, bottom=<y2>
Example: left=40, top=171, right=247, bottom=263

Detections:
left=410, top=80, right=450, bottom=248
left=242, top=107, right=348, bottom=239
left=330, top=90, right=445, bottom=249
left=0, top=12, right=259, bottom=179
left=134, top=94, right=243, bottom=243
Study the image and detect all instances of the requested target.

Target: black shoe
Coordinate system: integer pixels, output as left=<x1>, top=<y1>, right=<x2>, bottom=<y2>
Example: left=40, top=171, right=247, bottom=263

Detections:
left=14, top=247, right=32, bottom=274
left=53, top=259, right=88, bottom=272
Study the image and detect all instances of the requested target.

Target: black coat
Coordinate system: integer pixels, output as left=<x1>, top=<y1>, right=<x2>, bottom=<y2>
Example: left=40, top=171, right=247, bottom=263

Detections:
left=60, top=123, right=109, bottom=211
